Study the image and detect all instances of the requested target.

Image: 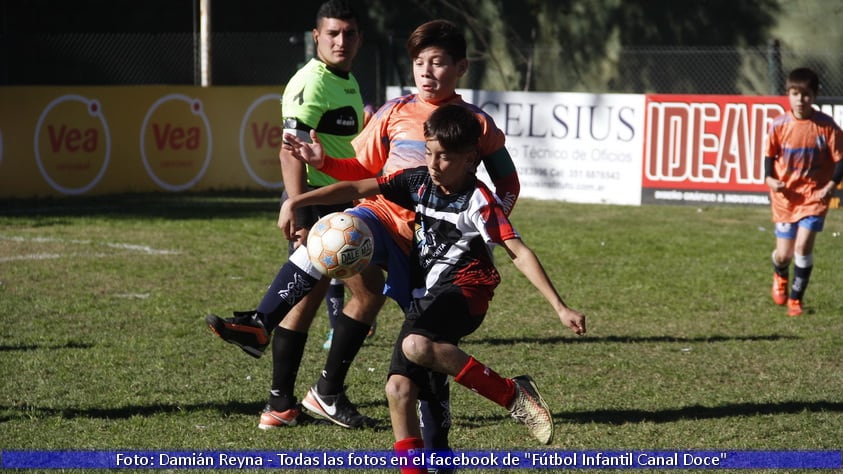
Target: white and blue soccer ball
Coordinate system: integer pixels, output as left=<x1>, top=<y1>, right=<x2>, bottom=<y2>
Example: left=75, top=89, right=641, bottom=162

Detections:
left=306, top=212, right=373, bottom=279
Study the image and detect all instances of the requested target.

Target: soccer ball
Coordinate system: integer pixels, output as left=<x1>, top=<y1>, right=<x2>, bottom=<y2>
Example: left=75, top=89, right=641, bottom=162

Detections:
left=306, top=212, right=374, bottom=279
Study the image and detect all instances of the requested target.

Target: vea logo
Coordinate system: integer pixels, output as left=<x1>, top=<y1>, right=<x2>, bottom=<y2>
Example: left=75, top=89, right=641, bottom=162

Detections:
left=34, top=95, right=111, bottom=194
left=140, top=94, right=211, bottom=191
left=239, top=93, right=283, bottom=188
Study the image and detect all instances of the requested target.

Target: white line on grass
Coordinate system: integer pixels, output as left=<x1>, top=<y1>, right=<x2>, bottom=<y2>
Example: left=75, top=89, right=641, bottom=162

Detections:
left=0, top=235, right=180, bottom=261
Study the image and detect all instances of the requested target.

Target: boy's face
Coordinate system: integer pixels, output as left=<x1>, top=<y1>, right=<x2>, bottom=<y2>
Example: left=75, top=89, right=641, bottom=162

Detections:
left=413, top=47, right=468, bottom=103
left=788, top=86, right=816, bottom=120
left=425, top=139, right=476, bottom=193
left=313, top=17, right=361, bottom=72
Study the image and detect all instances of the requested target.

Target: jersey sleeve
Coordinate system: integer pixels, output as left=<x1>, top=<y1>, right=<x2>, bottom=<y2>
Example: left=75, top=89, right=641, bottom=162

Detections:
left=828, top=121, right=843, bottom=164
left=350, top=101, right=395, bottom=175
left=472, top=190, right=519, bottom=246
left=376, top=166, right=426, bottom=211
left=477, top=114, right=519, bottom=215
left=281, top=71, right=325, bottom=138
left=764, top=116, right=784, bottom=159
left=319, top=101, right=397, bottom=180
left=319, top=155, right=376, bottom=180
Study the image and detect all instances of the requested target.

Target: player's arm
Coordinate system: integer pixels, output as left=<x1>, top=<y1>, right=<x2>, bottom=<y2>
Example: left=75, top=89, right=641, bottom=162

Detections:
left=280, top=119, right=314, bottom=244
left=764, top=156, right=784, bottom=192
left=479, top=138, right=519, bottom=215
left=500, top=237, right=586, bottom=335
left=284, top=130, right=375, bottom=180
left=278, top=178, right=380, bottom=241
left=820, top=127, right=843, bottom=198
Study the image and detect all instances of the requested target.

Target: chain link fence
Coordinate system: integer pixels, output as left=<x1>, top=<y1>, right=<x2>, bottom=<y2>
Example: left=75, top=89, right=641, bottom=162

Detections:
left=2, top=32, right=842, bottom=101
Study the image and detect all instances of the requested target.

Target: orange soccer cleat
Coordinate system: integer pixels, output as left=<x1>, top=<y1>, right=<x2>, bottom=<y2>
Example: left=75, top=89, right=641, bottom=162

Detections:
left=771, top=273, right=788, bottom=306
left=786, top=298, right=803, bottom=317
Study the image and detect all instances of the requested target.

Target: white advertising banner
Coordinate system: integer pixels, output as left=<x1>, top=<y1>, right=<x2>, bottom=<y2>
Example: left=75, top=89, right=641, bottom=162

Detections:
left=387, top=87, right=646, bottom=206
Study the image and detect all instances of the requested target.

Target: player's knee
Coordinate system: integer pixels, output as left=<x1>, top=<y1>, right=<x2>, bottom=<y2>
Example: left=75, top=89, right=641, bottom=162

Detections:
left=385, top=374, right=416, bottom=404
left=402, top=334, right=433, bottom=366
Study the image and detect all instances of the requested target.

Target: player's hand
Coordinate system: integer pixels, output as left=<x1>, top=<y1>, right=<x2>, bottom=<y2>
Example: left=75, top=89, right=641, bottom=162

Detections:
left=558, top=307, right=586, bottom=335
left=278, top=200, right=301, bottom=241
left=283, top=130, right=325, bottom=169
left=820, top=181, right=838, bottom=200
left=766, top=176, right=784, bottom=192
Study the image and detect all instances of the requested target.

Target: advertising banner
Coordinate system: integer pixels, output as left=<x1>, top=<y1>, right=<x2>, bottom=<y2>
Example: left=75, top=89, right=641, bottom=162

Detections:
left=4, top=87, right=841, bottom=207
left=467, top=90, right=645, bottom=206
left=0, top=86, right=284, bottom=198
left=642, top=94, right=789, bottom=206
left=387, top=86, right=645, bottom=206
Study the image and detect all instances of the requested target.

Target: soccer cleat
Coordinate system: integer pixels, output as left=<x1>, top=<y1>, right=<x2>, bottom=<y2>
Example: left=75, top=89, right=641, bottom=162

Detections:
left=507, top=375, right=554, bottom=445
left=771, top=273, right=788, bottom=305
left=205, top=311, right=269, bottom=358
left=787, top=298, right=803, bottom=317
left=302, top=385, right=374, bottom=429
left=322, top=328, right=334, bottom=350
left=258, top=405, right=300, bottom=430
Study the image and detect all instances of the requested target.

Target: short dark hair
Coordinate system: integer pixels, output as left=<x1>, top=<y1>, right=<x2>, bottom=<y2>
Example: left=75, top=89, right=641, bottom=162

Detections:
left=424, top=104, right=481, bottom=153
left=316, top=0, right=359, bottom=28
left=786, top=67, right=819, bottom=95
left=406, top=20, right=466, bottom=61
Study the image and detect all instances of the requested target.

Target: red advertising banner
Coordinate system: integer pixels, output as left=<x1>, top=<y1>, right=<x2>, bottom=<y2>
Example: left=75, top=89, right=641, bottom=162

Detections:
left=642, top=94, right=789, bottom=205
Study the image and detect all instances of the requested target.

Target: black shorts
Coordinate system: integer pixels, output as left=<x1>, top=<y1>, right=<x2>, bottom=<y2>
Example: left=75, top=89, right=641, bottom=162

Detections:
left=388, top=286, right=486, bottom=400
left=280, top=188, right=351, bottom=257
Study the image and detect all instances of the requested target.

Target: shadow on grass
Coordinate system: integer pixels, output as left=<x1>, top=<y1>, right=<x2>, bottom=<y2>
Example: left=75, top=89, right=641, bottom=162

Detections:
left=0, top=399, right=391, bottom=431
left=446, top=400, right=843, bottom=428
left=561, top=400, right=843, bottom=425
left=464, top=334, right=797, bottom=345
left=3, top=399, right=838, bottom=430
left=0, top=341, right=95, bottom=352
left=0, top=191, right=282, bottom=221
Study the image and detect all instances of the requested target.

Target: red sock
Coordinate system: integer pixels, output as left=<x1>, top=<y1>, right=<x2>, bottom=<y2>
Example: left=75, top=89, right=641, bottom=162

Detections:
left=454, top=356, right=516, bottom=407
left=393, top=437, right=426, bottom=474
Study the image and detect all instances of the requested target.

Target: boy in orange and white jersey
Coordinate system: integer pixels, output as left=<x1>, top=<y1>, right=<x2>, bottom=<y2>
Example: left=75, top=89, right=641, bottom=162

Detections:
left=765, top=67, right=843, bottom=316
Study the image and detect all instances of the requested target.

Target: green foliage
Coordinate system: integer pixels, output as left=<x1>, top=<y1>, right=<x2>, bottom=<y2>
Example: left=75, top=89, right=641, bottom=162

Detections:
left=361, top=0, right=782, bottom=92
left=1, top=193, right=841, bottom=473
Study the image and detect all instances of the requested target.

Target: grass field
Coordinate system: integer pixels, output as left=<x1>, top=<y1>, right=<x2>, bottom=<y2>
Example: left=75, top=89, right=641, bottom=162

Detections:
left=1, top=192, right=841, bottom=473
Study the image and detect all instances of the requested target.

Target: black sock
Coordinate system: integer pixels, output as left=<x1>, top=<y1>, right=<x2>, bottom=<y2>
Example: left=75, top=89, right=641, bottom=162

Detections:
left=420, top=371, right=451, bottom=450
left=325, top=281, right=345, bottom=329
left=790, top=265, right=813, bottom=301
left=772, top=251, right=789, bottom=278
left=268, top=327, right=308, bottom=412
left=256, top=262, right=320, bottom=329
left=316, top=312, right=370, bottom=395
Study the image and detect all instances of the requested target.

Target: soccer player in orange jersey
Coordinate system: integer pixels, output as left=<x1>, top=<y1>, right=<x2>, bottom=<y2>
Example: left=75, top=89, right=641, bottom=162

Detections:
left=765, top=67, right=843, bottom=316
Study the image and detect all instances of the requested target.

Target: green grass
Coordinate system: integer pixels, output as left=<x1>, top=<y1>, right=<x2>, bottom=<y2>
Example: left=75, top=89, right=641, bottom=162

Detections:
left=1, top=193, right=841, bottom=473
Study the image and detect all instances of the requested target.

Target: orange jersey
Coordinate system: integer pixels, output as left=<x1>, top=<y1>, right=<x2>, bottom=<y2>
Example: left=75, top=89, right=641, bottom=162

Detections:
left=765, top=110, right=843, bottom=223
left=320, top=93, right=516, bottom=253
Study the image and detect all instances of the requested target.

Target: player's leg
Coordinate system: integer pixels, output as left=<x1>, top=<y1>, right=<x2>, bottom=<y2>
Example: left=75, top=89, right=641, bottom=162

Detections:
left=205, top=245, right=324, bottom=357
left=788, top=219, right=821, bottom=316
left=387, top=374, right=427, bottom=474
left=303, top=207, right=389, bottom=427
left=404, top=335, right=554, bottom=444
left=323, top=279, right=345, bottom=349
left=302, top=265, right=384, bottom=428
left=418, top=372, right=451, bottom=451
left=387, top=322, right=428, bottom=474
left=259, top=276, right=330, bottom=429
left=402, top=289, right=554, bottom=444
left=771, top=222, right=796, bottom=305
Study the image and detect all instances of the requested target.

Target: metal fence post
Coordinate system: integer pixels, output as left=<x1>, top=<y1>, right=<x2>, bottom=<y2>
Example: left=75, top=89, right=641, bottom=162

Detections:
left=768, top=38, right=783, bottom=95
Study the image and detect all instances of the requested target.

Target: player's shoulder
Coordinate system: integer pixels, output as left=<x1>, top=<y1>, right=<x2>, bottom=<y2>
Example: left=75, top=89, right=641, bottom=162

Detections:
left=811, top=110, right=841, bottom=129
left=770, top=112, right=792, bottom=129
